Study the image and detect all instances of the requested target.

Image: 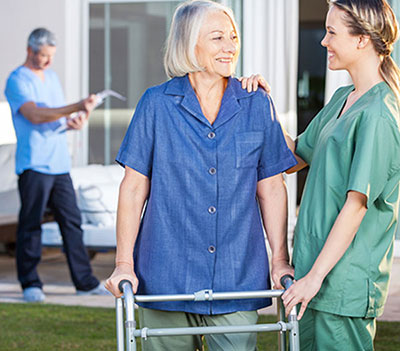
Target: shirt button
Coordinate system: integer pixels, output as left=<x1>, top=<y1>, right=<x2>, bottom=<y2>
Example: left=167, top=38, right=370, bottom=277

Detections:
left=207, top=131, right=216, bottom=139
left=208, top=245, right=216, bottom=253
left=208, top=206, right=216, bottom=214
left=208, top=167, right=217, bottom=175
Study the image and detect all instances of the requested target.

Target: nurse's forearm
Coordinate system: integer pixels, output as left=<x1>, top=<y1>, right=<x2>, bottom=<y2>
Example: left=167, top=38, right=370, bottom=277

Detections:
left=306, top=191, right=367, bottom=283
left=281, top=127, right=308, bottom=174
left=115, top=168, right=149, bottom=268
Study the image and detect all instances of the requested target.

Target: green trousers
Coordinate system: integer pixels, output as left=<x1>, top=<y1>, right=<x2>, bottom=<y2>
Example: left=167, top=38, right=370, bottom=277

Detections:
left=138, top=307, right=258, bottom=351
left=300, top=307, right=376, bottom=351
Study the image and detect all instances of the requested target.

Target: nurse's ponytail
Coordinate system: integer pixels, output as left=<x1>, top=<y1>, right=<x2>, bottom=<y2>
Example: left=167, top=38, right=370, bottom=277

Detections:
left=329, top=0, right=400, bottom=103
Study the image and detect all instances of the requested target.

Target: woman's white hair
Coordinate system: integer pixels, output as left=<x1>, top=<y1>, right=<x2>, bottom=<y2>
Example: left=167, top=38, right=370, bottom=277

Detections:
left=164, top=0, right=240, bottom=78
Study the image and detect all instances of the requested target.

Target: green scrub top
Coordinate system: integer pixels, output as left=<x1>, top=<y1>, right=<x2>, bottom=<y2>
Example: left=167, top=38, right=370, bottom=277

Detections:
left=293, top=82, right=400, bottom=318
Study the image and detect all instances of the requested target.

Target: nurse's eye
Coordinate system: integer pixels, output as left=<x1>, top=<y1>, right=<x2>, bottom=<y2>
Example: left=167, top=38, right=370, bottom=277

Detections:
left=212, top=36, right=223, bottom=41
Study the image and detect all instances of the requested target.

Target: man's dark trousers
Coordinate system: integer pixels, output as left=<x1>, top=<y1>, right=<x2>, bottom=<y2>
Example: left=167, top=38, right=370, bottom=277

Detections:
left=16, top=170, right=99, bottom=291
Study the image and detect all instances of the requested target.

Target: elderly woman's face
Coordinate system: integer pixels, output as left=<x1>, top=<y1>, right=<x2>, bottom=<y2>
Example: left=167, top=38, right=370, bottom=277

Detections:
left=195, top=10, right=239, bottom=78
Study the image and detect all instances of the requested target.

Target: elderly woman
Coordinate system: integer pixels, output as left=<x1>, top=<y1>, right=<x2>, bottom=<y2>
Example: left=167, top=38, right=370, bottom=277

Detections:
left=105, top=1, right=296, bottom=350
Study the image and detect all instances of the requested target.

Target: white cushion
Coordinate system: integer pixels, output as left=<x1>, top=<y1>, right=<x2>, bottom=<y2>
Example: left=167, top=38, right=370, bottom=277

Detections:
left=70, top=164, right=112, bottom=189
left=78, top=182, right=119, bottom=227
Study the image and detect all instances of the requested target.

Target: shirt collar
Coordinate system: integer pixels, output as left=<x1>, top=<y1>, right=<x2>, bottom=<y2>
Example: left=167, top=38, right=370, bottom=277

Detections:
left=164, top=75, right=254, bottom=129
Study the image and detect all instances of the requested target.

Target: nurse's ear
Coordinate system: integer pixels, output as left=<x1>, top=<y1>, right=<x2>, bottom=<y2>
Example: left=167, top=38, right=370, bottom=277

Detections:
left=356, top=34, right=371, bottom=50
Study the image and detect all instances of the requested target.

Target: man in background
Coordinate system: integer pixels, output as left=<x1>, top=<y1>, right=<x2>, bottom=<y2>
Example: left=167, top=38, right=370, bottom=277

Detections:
left=4, top=28, right=107, bottom=302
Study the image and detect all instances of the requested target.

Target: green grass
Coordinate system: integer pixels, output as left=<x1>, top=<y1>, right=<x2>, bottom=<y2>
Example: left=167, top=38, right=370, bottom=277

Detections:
left=0, top=303, right=399, bottom=350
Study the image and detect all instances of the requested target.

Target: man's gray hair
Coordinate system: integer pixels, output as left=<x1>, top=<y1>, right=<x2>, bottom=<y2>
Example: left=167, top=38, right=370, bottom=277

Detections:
left=164, top=0, right=240, bottom=78
left=28, top=28, right=56, bottom=53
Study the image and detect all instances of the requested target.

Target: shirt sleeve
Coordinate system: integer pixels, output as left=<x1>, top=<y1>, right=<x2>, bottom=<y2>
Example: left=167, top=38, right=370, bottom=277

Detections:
left=4, top=73, right=35, bottom=115
left=257, top=95, right=297, bottom=181
left=347, top=116, right=398, bottom=208
left=116, top=89, right=155, bottom=178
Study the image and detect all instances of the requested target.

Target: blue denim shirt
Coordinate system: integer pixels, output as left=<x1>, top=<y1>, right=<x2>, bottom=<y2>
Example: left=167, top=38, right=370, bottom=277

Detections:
left=117, top=75, right=296, bottom=314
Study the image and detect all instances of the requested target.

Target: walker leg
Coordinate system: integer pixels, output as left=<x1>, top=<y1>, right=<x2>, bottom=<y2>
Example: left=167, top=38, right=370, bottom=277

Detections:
left=124, top=298, right=137, bottom=351
left=288, top=314, right=300, bottom=351
left=116, top=298, right=124, bottom=351
left=278, top=299, right=287, bottom=351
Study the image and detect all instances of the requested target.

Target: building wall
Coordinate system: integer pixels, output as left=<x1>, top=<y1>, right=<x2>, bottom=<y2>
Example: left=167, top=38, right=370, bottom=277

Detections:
left=0, top=0, right=85, bottom=103
left=0, top=0, right=86, bottom=163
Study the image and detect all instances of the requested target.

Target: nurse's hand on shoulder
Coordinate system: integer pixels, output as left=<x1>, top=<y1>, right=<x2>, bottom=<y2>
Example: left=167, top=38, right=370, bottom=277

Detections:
left=105, top=263, right=139, bottom=298
left=238, top=74, right=270, bottom=93
left=281, top=273, right=323, bottom=320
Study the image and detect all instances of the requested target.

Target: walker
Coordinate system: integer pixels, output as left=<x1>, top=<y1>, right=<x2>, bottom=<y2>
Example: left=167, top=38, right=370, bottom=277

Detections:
left=115, top=275, right=300, bottom=350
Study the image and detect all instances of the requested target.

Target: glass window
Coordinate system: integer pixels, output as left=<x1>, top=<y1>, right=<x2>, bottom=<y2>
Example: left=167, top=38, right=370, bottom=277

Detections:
left=88, top=1, right=242, bottom=165
left=89, top=2, right=180, bottom=164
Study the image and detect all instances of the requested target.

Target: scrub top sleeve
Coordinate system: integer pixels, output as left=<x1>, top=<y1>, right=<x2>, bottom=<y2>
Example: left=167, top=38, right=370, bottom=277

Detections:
left=347, top=116, right=395, bottom=208
left=116, top=89, right=155, bottom=178
left=258, top=96, right=297, bottom=180
left=4, top=74, right=35, bottom=116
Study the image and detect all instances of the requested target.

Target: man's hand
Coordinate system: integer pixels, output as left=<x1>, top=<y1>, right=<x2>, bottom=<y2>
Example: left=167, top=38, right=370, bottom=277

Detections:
left=67, top=112, right=88, bottom=130
left=105, top=262, right=139, bottom=298
left=270, top=259, right=294, bottom=289
left=79, top=94, right=98, bottom=115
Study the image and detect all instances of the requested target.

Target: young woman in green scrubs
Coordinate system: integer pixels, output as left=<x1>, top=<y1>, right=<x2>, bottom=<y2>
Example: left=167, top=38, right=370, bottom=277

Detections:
left=242, top=0, right=400, bottom=349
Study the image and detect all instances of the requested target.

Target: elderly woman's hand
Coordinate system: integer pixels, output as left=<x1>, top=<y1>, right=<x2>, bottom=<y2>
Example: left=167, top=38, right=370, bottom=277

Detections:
left=105, top=263, right=139, bottom=298
left=238, top=74, right=271, bottom=93
left=270, top=259, right=294, bottom=289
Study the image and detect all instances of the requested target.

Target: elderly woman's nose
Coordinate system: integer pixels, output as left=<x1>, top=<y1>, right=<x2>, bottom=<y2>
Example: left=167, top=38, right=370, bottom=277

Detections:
left=223, top=40, right=237, bottom=53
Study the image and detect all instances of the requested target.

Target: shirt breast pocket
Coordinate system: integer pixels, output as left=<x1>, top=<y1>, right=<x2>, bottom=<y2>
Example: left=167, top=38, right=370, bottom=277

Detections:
left=235, top=132, right=264, bottom=168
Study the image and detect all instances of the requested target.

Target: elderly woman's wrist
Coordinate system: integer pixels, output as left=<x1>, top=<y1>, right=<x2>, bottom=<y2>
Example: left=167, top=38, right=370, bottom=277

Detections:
left=115, top=260, right=133, bottom=267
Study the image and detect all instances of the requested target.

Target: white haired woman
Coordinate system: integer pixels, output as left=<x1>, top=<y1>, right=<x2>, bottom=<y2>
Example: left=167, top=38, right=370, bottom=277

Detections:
left=105, top=0, right=297, bottom=350
left=242, top=0, right=400, bottom=349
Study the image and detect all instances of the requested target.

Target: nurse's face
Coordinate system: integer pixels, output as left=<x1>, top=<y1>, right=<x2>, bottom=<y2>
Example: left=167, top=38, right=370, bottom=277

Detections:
left=321, top=5, right=360, bottom=71
left=195, top=10, right=239, bottom=78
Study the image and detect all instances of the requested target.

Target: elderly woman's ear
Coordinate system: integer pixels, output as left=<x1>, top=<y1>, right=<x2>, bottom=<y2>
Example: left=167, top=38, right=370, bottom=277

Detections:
left=238, top=74, right=271, bottom=93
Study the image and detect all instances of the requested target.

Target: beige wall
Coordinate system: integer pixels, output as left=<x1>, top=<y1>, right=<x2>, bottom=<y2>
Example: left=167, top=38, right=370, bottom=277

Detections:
left=0, top=0, right=83, bottom=103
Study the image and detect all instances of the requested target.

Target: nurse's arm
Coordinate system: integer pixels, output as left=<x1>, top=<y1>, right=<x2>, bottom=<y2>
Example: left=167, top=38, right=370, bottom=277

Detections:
left=282, top=190, right=368, bottom=319
left=105, top=166, right=150, bottom=298
left=257, top=173, right=294, bottom=289
left=19, top=94, right=97, bottom=124
left=281, top=128, right=308, bottom=174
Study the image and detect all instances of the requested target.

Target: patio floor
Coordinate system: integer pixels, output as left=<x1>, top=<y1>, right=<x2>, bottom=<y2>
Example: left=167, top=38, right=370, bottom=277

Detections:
left=0, top=249, right=399, bottom=321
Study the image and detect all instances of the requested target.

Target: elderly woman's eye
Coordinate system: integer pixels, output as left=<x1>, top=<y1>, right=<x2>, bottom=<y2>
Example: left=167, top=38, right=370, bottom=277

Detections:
left=213, top=36, right=223, bottom=40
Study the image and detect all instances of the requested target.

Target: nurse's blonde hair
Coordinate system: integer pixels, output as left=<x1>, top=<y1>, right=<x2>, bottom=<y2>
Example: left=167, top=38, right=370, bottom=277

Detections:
left=329, top=0, right=400, bottom=102
left=164, top=0, right=240, bottom=78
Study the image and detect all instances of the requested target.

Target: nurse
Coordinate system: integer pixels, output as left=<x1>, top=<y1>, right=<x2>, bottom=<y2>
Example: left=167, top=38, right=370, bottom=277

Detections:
left=242, top=0, right=400, bottom=349
left=105, top=1, right=297, bottom=350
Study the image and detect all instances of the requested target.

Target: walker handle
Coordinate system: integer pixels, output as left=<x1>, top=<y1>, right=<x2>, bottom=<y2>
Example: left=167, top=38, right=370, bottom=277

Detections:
left=280, top=275, right=294, bottom=290
left=118, top=279, right=133, bottom=293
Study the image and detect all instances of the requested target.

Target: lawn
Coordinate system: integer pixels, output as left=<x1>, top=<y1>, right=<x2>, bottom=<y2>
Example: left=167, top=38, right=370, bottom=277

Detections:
left=0, top=303, right=399, bottom=350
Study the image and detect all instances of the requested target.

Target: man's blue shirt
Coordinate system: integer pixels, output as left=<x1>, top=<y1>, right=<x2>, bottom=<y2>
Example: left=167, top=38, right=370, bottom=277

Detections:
left=4, top=66, right=70, bottom=175
left=117, top=75, right=297, bottom=314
